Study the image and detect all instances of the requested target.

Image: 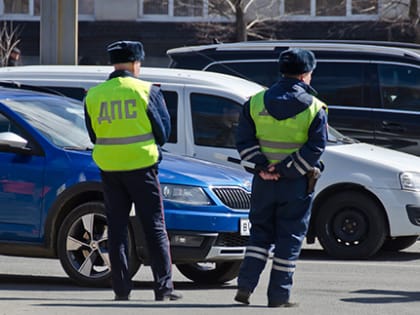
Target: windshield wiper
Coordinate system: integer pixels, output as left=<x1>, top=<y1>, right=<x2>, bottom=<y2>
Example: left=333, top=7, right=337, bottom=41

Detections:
left=340, top=136, right=358, bottom=144
left=328, top=136, right=357, bottom=144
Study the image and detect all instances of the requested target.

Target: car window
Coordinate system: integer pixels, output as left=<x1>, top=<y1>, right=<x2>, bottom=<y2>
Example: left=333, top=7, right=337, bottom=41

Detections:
left=206, top=61, right=368, bottom=108
left=378, top=64, right=420, bottom=112
left=4, top=97, right=92, bottom=149
left=161, top=90, right=178, bottom=143
left=0, top=113, right=12, bottom=134
left=0, top=113, right=22, bottom=136
left=206, top=61, right=279, bottom=87
left=44, top=86, right=87, bottom=100
left=311, top=62, right=366, bottom=107
left=190, top=93, right=241, bottom=148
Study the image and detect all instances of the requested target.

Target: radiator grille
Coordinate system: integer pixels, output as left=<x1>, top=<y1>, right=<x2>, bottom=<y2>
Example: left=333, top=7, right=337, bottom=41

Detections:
left=212, top=187, right=251, bottom=209
left=215, top=232, right=249, bottom=247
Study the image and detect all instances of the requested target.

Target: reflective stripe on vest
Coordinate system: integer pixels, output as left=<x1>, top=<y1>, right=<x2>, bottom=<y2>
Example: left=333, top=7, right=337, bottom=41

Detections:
left=250, top=90, right=326, bottom=164
left=86, top=76, right=159, bottom=171
left=95, top=133, right=154, bottom=145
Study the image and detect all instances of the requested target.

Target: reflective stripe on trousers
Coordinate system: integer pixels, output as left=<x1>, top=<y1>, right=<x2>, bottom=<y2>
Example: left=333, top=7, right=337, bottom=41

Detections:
left=237, top=175, right=312, bottom=303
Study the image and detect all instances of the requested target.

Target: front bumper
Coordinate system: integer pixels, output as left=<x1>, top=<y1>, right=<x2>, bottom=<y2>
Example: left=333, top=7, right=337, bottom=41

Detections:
left=406, top=205, right=420, bottom=226
left=372, top=187, right=420, bottom=236
left=130, top=205, right=250, bottom=264
left=168, top=231, right=248, bottom=263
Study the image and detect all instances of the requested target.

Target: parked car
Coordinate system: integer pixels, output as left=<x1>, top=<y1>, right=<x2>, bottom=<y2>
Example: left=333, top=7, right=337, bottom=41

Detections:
left=167, top=40, right=420, bottom=157
left=0, top=85, right=253, bottom=286
left=1, top=65, right=420, bottom=260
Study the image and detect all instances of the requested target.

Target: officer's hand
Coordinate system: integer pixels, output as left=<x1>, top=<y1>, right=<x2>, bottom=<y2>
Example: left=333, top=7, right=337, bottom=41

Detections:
left=258, top=163, right=280, bottom=181
left=259, top=171, right=280, bottom=180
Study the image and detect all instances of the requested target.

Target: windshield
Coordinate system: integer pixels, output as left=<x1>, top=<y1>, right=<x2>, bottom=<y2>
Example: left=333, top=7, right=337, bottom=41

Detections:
left=4, top=96, right=93, bottom=149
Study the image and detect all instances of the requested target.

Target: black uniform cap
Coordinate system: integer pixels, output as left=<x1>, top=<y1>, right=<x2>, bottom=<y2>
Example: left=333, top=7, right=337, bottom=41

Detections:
left=278, top=48, right=316, bottom=75
left=107, top=40, right=145, bottom=64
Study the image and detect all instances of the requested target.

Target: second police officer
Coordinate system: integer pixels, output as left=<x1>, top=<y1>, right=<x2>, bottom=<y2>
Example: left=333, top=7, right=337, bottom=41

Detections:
left=84, top=40, right=182, bottom=302
left=234, top=48, right=328, bottom=307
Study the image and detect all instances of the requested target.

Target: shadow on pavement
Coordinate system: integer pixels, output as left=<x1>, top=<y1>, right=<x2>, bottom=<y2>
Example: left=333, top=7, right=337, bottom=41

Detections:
left=1, top=246, right=420, bottom=295
left=0, top=273, right=236, bottom=292
left=37, top=302, right=247, bottom=309
left=0, top=274, right=242, bottom=308
left=341, top=289, right=420, bottom=304
left=299, top=247, right=420, bottom=262
left=0, top=274, right=77, bottom=289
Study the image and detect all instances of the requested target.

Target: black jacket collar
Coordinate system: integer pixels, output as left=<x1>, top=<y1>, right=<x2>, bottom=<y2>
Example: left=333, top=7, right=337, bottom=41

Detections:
left=108, top=69, right=136, bottom=80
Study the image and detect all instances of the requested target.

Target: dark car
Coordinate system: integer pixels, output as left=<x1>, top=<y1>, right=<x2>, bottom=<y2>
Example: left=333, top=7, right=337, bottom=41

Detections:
left=0, top=85, right=253, bottom=286
left=167, top=40, right=420, bottom=156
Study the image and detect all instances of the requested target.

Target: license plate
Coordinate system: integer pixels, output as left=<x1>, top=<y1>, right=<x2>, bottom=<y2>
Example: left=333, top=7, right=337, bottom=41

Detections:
left=240, top=219, right=251, bottom=236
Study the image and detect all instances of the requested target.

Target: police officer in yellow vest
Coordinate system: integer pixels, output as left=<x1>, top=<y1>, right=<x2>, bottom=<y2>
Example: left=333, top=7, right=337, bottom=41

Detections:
left=234, top=48, right=328, bottom=307
left=84, top=40, right=181, bottom=302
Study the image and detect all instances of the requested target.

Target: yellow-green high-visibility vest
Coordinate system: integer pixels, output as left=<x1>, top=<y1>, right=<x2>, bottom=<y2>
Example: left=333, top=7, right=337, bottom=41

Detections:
left=86, top=76, right=159, bottom=171
left=250, top=90, right=326, bottom=164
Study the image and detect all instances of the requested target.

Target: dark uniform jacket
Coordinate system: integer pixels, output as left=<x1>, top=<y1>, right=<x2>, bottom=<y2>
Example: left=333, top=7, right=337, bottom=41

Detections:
left=236, top=77, right=328, bottom=178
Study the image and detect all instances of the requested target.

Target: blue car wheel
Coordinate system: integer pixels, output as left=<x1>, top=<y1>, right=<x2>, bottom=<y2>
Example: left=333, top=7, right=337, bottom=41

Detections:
left=57, top=201, right=141, bottom=286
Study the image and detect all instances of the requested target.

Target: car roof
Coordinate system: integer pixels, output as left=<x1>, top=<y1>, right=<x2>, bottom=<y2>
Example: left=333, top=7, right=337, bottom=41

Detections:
left=167, top=40, right=420, bottom=72
left=167, top=39, right=420, bottom=58
left=0, top=65, right=264, bottom=99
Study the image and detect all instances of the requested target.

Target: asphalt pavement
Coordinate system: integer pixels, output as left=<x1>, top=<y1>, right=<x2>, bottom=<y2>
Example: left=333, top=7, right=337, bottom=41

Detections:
left=1, top=242, right=420, bottom=315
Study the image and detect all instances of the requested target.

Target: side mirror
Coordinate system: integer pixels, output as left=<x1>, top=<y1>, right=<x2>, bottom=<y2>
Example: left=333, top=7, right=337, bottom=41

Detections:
left=0, top=132, right=31, bottom=153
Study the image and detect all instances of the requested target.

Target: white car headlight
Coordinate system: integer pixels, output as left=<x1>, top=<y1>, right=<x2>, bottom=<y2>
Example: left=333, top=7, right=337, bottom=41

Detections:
left=400, top=172, right=420, bottom=192
left=161, top=184, right=212, bottom=205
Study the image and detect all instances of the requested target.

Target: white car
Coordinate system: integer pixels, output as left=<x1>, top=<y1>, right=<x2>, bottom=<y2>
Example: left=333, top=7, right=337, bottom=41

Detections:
left=0, top=65, right=261, bottom=164
left=1, top=65, right=420, bottom=259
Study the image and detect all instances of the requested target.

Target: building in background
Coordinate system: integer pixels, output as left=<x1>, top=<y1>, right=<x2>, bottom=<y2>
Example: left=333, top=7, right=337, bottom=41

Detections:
left=0, top=0, right=418, bottom=66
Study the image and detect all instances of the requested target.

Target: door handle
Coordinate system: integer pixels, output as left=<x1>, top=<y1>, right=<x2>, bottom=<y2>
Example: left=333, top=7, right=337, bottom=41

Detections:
left=381, top=121, right=406, bottom=132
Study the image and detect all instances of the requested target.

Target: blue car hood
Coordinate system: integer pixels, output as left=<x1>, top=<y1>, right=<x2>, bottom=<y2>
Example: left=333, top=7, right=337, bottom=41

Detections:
left=159, top=153, right=252, bottom=190
left=65, top=150, right=252, bottom=191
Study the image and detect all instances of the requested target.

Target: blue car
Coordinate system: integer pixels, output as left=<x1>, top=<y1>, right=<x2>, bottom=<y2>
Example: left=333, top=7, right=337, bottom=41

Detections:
left=0, top=85, right=252, bottom=286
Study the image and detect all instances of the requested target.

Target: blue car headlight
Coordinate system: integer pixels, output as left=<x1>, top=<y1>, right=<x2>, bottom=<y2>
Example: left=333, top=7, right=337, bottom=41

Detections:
left=400, top=172, right=420, bottom=192
left=161, top=184, right=212, bottom=205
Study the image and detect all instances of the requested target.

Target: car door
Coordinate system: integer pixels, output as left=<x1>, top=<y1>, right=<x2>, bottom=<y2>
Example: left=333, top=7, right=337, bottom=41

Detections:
left=0, top=112, right=45, bottom=242
left=184, top=86, right=244, bottom=166
left=374, top=63, right=420, bottom=156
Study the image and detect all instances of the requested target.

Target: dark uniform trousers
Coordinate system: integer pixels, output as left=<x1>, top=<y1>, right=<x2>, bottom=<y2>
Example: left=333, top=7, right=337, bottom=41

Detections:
left=237, top=175, right=312, bottom=304
left=101, top=166, right=173, bottom=298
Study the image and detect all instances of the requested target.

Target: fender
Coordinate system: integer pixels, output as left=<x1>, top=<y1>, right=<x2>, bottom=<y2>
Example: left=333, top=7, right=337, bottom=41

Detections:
left=44, top=180, right=150, bottom=261
left=43, top=181, right=104, bottom=251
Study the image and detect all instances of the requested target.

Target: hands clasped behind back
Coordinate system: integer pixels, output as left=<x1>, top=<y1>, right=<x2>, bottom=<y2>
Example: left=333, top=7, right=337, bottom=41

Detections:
left=258, top=164, right=281, bottom=180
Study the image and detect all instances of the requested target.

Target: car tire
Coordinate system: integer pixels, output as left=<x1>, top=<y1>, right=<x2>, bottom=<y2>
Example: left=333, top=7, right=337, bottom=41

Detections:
left=176, top=261, right=242, bottom=284
left=315, top=191, right=386, bottom=259
left=57, top=201, right=141, bottom=286
left=381, top=236, right=418, bottom=252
